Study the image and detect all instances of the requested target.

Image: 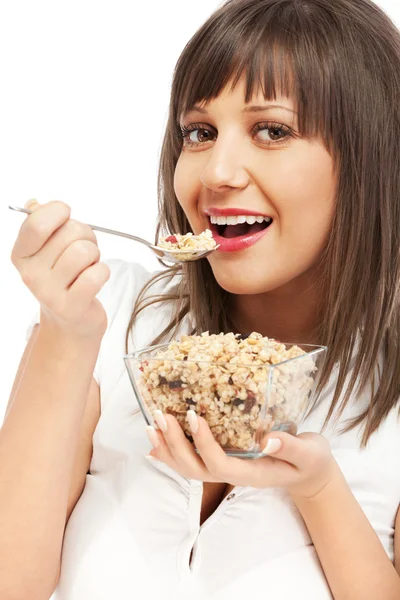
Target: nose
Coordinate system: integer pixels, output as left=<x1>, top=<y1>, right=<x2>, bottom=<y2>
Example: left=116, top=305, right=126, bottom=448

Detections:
left=200, top=136, right=250, bottom=193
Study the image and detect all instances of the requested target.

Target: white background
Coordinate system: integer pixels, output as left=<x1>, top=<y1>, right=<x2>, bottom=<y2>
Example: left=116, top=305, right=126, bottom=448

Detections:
left=0, top=0, right=399, bottom=422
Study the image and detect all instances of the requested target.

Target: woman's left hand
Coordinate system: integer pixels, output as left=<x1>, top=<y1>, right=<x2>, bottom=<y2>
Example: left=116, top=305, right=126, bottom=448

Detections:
left=146, top=409, right=339, bottom=500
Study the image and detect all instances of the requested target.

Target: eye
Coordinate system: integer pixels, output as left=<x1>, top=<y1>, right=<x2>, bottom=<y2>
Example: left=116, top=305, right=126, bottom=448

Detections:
left=179, top=123, right=216, bottom=146
left=253, top=122, right=293, bottom=145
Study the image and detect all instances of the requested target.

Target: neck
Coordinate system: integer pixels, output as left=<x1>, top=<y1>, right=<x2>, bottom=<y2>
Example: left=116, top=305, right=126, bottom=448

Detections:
left=230, top=271, right=322, bottom=345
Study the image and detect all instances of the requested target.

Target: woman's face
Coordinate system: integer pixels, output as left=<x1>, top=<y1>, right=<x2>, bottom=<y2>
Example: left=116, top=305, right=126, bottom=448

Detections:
left=174, top=76, right=337, bottom=295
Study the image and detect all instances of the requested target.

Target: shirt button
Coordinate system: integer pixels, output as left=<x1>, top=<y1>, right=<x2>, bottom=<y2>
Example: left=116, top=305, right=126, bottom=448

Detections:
left=226, top=493, right=236, bottom=501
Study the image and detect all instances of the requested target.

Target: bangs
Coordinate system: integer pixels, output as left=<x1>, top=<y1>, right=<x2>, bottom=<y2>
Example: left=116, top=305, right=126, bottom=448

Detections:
left=172, top=1, right=343, bottom=157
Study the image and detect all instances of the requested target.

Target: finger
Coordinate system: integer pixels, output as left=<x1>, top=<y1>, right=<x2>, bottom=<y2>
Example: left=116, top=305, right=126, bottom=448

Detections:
left=52, top=238, right=101, bottom=288
left=67, top=262, right=112, bottom=309
left=260, top=431, right=329, bottom=471
left=187, top=412, right=266, bottom=486
left=154, top=411, right=219, bottom=482
left=42, top=218, right=98, bottom=271
left=23, top=218, right=100, bottom=298
left=39, top=262, right=111, bottom=322
left=189, top=412, right=297, bottom=488
left=25, top=199, right=40, bottom=211
left=145, top=425, right=182, bottom=473
left=12, top=200, right=71, bottom=259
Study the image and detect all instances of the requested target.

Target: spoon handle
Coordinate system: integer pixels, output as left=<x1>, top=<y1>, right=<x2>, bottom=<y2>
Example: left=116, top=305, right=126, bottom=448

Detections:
left=83, top=224, right=154, bottom=248
left=8, top=205, right=154, bottom=249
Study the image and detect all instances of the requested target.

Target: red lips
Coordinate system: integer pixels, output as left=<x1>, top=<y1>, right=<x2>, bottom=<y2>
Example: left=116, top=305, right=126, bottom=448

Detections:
left=209, top=220, right=273, bottom=252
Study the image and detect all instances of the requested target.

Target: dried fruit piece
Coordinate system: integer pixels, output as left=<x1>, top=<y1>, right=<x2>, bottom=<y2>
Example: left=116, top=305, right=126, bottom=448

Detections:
left=168, top=380, right=184, bottom=389
left=165, top=235, right=178, bottom=243
left=244, top=396, right=257, bottom=414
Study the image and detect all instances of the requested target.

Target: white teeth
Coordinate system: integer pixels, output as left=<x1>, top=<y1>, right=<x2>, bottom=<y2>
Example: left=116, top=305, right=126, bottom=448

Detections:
left=209, top=214, right=272, bottom=226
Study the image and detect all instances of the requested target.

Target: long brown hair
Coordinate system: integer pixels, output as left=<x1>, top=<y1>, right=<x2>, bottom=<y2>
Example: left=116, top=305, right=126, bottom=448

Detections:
left=126, top=0, right=400, bottom=447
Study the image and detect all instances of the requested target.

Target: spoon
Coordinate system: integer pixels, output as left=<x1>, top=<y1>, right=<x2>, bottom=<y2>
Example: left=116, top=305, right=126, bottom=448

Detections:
left=8, top=205, right=219, bottom=264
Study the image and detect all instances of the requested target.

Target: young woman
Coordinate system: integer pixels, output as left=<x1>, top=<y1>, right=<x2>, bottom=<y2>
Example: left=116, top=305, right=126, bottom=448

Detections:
left=3, top=0, right=400, bottom=598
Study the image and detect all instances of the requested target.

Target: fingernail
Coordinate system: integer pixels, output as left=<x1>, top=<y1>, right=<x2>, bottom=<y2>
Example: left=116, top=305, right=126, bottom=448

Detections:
left=24, top=199, right=39, bottom=209
left=153, top=410, right=168, bottom=433
left=187, top=410, right=199, bottom=434
left=146, top=425, right=160, bottom=449
left=145, top=454, right=159, bottom=462
left=262, top=438, right=282, bottom=455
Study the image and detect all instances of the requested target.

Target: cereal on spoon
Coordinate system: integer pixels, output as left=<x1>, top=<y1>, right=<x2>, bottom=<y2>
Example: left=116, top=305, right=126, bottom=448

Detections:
left=158, top=229, right=217, bottom=261
left=138, top=332, right=317, bottom=453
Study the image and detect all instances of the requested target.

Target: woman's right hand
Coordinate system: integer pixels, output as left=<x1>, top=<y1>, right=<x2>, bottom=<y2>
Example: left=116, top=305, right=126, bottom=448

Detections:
left=10, top=200, right=111, bottom=339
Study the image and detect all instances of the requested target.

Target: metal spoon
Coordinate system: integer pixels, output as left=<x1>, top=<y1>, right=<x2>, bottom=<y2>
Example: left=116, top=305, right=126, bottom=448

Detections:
left=8, top=205, right=219, bottom=264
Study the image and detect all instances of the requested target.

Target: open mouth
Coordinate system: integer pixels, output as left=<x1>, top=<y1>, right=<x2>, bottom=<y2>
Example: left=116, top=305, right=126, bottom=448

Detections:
left=209, top=214, right=273, bottom=239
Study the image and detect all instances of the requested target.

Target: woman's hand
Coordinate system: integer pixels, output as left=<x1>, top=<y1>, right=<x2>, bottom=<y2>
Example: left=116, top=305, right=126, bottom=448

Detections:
left=146, top=410, right=339, bottom=500
left=11, top=199, right=111, bottom=339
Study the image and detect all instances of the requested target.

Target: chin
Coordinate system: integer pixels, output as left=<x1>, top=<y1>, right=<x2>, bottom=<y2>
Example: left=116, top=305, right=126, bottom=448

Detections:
left=208, top=259, right=291, bottom=296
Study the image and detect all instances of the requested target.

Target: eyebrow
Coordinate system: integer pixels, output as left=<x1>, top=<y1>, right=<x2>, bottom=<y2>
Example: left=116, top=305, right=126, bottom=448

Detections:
left=181, top=104, right=297, bottom=119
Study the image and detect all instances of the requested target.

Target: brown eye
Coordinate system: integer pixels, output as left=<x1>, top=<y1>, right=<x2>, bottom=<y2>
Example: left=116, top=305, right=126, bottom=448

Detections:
left=179, top=123, right=216, bottom=147
left=253, top=122, right=293, bottom=145
left=191, top=129, right=214, bottom=143
left=266, top=127, right=284, bottom=141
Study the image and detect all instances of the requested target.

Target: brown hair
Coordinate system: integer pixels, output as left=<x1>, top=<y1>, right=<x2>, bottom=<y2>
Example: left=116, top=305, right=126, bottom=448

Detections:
left=126, top=0, right=400, bottom=447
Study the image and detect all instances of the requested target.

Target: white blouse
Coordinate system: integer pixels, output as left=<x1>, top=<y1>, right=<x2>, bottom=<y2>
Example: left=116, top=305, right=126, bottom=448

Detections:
left=26, top=259, right=400, bottom=600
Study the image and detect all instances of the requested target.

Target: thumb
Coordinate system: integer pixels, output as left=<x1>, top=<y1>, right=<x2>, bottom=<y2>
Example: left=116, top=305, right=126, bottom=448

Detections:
left=24, top=198, right=40, bottom=211
left=260, top=431, right=329, bottom=470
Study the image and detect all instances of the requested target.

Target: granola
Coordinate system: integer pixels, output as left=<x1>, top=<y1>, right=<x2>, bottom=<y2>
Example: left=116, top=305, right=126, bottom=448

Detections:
left=138, top=332, right=317, bottom=452
left=158, top=229, right=217, bottom=260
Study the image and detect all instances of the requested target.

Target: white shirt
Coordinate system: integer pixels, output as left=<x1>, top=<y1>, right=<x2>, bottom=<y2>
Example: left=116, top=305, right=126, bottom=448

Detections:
left=26, top=259, right=400, bottom=600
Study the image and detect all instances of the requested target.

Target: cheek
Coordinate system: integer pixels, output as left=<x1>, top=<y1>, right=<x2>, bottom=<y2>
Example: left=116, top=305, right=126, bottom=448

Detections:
left=278, top=147, right=336, bottom=251
left=174, top=154, right=201, bottom=217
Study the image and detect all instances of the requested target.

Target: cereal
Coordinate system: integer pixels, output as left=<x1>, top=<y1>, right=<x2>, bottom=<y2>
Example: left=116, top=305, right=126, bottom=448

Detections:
left=158, top=229, right=217, bottom=260
left=138, top=332, right=317, bottom=452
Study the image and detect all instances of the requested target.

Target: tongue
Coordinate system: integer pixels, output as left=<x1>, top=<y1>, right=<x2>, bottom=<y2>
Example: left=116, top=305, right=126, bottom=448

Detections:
left=223, top=221, right=266, bottom=239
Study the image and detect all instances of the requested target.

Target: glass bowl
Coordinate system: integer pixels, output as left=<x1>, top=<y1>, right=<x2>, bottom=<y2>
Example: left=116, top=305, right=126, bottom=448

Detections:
left=124, top=341, right=327, bottom=459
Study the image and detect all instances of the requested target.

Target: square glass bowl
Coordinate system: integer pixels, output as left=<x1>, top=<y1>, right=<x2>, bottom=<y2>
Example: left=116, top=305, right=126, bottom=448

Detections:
left=124, top=342, right=327, bottom=459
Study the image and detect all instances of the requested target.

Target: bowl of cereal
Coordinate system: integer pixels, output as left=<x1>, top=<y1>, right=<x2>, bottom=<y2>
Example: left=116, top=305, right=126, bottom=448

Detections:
left=124, top=332, right=327, bottom=458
